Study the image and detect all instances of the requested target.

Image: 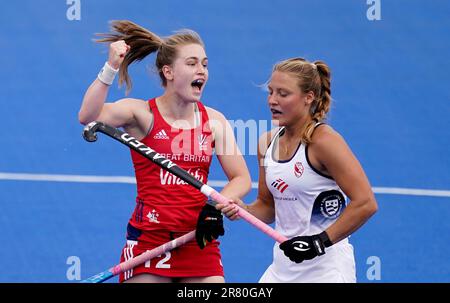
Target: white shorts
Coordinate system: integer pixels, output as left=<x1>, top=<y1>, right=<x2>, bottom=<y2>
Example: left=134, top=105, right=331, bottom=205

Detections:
left=259, top=240, right=356, bottom=283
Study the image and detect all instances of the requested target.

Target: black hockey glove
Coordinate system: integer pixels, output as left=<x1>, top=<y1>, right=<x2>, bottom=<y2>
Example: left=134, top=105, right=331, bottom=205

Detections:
left=279, top=231, right=333, bottom=263
left=195, top=203, right=225, bottom=249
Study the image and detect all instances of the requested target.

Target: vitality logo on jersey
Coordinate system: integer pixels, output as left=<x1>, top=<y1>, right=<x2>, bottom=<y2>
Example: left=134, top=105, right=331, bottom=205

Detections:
left=198, top=134, right=208, bottom=151
left=160, top=168, right=204, bottom=185
left=271, top=178, right=289, bottom=193
left=294, top=162, right=304, bottom=178
left=154, top=129, right=169, bottom=140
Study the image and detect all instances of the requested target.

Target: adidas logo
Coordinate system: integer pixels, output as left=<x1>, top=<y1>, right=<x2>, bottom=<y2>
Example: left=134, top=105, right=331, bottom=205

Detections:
left=153, top=129, right=169, bottom=140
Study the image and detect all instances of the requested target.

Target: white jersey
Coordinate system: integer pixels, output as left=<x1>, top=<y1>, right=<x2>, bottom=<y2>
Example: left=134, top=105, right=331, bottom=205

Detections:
left=259, top=126, right=356, bottom=283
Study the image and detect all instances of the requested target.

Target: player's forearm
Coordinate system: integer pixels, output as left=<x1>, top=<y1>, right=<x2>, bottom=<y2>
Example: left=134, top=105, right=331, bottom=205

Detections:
left=325, top=196, right=378, bottom=244
left=245, top=199, right=275, bottom=224
left=78, top=79, right=110, bottom=125
left=220, top=174, right=251, bottom=200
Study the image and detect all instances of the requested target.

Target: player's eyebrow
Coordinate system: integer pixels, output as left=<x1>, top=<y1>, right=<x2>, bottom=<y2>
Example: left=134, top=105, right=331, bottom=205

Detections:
left=185, top=56, right=208, bottom=61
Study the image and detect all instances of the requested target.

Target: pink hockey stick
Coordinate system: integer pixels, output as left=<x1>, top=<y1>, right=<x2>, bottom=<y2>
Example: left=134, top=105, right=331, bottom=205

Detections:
left=82, top=122, right=288, bottom=282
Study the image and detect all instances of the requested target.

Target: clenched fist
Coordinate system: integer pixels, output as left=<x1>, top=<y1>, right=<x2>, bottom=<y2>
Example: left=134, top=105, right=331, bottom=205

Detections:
left=108, top=40, right=130, bottom=69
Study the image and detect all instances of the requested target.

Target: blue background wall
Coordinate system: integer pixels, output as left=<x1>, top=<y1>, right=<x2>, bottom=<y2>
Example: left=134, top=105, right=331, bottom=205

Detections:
left=1, top=0, right=449, bottom=282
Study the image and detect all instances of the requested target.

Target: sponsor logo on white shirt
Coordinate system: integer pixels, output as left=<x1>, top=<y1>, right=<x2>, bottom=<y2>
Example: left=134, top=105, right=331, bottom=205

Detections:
left=271, top=178, right=289, bottom=193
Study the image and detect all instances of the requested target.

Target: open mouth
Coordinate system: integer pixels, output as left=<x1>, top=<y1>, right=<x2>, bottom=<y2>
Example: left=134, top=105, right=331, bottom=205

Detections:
left=191, top=79, right=204, bottom=91
left=271, top=108, right=282, bottom=115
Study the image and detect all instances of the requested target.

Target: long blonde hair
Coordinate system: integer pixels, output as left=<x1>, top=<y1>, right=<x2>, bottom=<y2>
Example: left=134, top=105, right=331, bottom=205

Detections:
left=272, top=57, right=332, bottom=144
left=96, top=20, right=204, bottom=92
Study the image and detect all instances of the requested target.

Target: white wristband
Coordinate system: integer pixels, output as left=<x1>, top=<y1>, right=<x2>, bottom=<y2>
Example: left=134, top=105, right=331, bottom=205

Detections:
left=97, top=61, right=119, bottom=86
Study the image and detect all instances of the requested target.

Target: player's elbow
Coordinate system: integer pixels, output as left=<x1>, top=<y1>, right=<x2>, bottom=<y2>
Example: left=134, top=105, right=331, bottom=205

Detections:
left=78, top=116, right=88, bottom=126
left=242, top=174, right=252, bottom=195
left=78, top=110, right=93, bottom=126
left=233, top=171, right=252, bottom=196
left=263, top=216, right=275, bottom=225
left=361, top=195, right=378, bottom=219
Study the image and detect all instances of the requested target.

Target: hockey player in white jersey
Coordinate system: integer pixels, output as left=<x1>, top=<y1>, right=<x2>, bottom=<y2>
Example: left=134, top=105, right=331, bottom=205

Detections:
left=218, top=57, right=378, bottom=282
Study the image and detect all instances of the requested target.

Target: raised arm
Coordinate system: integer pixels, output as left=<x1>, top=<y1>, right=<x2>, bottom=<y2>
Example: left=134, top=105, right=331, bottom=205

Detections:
left=78, top=40, right=136, bottom=128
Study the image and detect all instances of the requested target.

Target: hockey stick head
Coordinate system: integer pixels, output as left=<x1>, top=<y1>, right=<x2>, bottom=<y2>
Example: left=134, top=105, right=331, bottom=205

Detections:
left=82, top=121, right=103, bottom=142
